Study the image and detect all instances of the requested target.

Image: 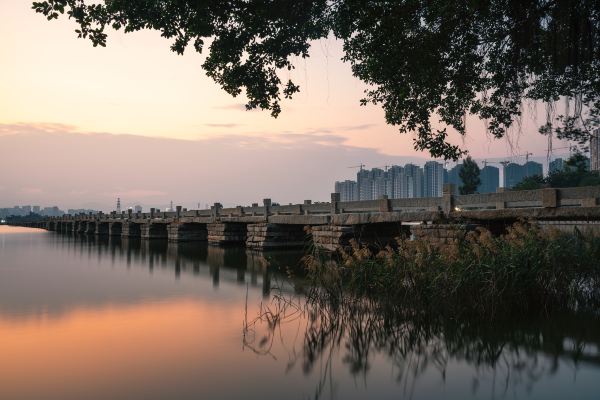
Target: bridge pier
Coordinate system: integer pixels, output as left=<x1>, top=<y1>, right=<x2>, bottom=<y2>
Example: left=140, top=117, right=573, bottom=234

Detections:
left=246, top=223, right=306, bottom=250
left=65, top=221, right=74, bottom=233
left=141, top=222, right=168, bottom=239
left=95, top=221, right=109, bottom=235
left=85, top=221, right=96, bottom=235
left=109, top=221, right=122, bottom=236
left=410, top=224, right=476, bottom=247
left=208, top=222, right=247, bottom=245
left=311, top=222, right=407, bottom=252
left=121, top=221, right=141, bottom=238
left=167, top=222, right=207, bottom=242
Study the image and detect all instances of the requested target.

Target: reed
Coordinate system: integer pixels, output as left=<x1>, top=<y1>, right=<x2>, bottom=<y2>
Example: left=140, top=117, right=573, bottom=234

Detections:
left=303, top=223, right=600, bottom=318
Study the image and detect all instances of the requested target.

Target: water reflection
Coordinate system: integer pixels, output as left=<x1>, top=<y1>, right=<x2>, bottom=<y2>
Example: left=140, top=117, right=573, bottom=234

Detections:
left=245, top=292, right=600, bottom=399
left=0, top=227, right=599, bottom=400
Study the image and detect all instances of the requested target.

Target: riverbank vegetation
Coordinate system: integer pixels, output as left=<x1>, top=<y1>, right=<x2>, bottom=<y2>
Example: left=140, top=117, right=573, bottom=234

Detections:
left=303, top=223, right=600, bottom=319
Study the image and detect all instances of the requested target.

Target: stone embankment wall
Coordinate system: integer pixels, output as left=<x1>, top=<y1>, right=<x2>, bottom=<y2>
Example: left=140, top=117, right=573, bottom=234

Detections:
left=409, top=224, right=476, bottom=246
left=311, top=223, right=407, bottom=252
left=246, top=223, right=306, bottom=250
left=208, top=222, right=247, bottom=245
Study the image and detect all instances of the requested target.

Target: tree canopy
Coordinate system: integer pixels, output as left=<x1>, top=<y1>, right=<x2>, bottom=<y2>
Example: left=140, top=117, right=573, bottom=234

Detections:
left=458, top=156, right=481, bottom=194
left=513, top=153, right=600, bottom=189
left=32, top=0, right=600, bottom=160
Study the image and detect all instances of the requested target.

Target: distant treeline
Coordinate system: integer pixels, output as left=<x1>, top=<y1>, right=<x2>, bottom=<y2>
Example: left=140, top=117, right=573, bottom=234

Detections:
left=5, top=213, right=45, bottom=223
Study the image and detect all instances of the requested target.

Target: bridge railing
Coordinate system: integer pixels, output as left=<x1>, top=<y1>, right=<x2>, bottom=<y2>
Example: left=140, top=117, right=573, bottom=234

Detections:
left=47, top=185, right=600, bottom=223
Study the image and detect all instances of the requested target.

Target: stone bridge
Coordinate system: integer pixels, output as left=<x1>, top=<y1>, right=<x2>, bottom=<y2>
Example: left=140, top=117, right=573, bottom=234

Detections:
left=18, top=185, right=600, bottom=251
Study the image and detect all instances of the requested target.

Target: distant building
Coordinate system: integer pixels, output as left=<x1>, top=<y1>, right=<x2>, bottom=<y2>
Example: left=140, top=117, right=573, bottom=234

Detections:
left=592, top=128, right=600, bottom=172
left=404, top=164, right=424, bottom=198
left=424, top=161, right=444, bottom=197
left=32, top=206, right=41, bottom=213
left=134, top=205, right=143, bottom=213
left=549, top=158, right=564, bottom=174
left=504, top=161, right=543, bottom=188
left=41, top=206, right=64, bottom=217
left=68, top=208, right=97, bottom=216
left=478, top=165, right=500, bottom=194
left=334, top=180, right=358, bottom=202
left=444, top=164, right=462, bottom=194
left=370, top=168, right=387, bottom=200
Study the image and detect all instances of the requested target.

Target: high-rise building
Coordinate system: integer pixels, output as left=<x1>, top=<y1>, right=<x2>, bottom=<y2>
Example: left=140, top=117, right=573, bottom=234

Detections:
left=370, top=168, right=387, bottom=199
left=503, top=161, right=543, bottom=188
left=591, top=128, right=600, bottom=172
left=444, top=164, right=462, bottom=194
left=549, top=158, right=564, bottom=174
left=32, top=206, right=41, bottom=213
left=335, top=180, right=358, bottom=201
left=388, top=166, right=405, bottom=198
left=478, top=165, right=499, bottom=193
left=424, top=161, right=444, bottom=197
left=356, top=169, right=371, bottom=200
left=134, top=205, right=143, bottom=213
left=404, top=164, right=424, bottom=198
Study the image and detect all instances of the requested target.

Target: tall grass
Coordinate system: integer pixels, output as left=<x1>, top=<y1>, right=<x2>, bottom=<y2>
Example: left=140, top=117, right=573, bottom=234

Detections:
left=304, top=223, right=600, bottom=318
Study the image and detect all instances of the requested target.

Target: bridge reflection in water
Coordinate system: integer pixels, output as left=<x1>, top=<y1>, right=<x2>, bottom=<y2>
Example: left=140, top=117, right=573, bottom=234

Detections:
left=49, top=231, right=304, bottom=297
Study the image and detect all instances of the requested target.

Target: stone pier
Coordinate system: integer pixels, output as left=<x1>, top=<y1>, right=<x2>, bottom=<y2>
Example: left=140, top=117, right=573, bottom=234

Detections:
left=85, top=221, right=96, bottom=234
left=95, top=221, right=109, bottom=235
left=311, top=222, right=407, bottom=252
left=167, top=222, right=207, bottom=242
left=410, top=223, right=476, bottom=247
left=246, top=223, right=306, bottom=250
left=109, top=221, right=123, bottom=236
left=121, top=221, right=141, bottom=238
left=208, top=222, right=247, bottom=245
left=141, top=222, right=168, bottom=239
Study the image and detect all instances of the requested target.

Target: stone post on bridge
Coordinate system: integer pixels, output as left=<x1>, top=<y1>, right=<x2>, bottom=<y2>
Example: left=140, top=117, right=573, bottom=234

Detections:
left=542, top=188, right=558, bottom=208
left=442, top=184, right=455, bottom=215
left=263, top=198, right=271, bottom=222
left=212, top=203, right=222, bottom=219
left=303, top=200, right=311, bottom=215
left=378, top=195, right=391, bottom=212
left=331, top=192, right=340, bottom=214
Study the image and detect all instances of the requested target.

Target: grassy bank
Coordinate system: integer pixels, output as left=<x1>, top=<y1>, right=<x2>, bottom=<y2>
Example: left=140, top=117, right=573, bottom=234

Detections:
left=304, top=223, right=600, bottom=318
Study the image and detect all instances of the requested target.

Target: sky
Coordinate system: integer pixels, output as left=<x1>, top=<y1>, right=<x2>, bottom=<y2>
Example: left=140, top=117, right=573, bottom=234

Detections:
left=0, top=0, right=575, bottom=211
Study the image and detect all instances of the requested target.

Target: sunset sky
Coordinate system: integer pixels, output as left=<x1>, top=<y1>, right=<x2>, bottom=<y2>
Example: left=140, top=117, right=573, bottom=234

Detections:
left=1, top=0, right=574, bottom=210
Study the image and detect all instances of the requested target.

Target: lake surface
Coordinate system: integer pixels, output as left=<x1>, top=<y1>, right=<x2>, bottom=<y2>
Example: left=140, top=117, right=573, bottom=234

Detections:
left=0, top=226, right=599, bottom=400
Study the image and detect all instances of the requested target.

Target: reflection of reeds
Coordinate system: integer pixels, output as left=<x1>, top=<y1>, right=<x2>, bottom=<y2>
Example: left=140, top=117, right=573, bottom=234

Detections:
left=246, top=283, right=600, bottom=400
left=305, top=222, right=600, bottom=318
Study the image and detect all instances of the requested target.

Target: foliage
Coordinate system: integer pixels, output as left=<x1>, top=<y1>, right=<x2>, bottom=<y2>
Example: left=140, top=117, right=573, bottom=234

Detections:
left=512, top=174, right=546, bottom=190
left=304, top=223, right=600, bottom=319
left=513, top=153, right=600, bottom=190
left=32, top=1, right=600, bottom=160
left=5, top=213, right=44, bottom=223
left=458, top=156, right=481, bottom=194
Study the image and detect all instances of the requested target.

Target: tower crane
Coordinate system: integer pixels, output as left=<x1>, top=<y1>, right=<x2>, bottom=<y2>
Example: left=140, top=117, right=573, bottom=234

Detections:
left=347, top=163, right=365, bottom=171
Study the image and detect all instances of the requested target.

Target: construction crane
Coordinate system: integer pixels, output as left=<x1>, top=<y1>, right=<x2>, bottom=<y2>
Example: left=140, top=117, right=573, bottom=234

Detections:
left=373, top=164, right=391, bottom=171
left=481, top=160, right=505, bottom=168
left=347, top=163, right=366, bottom=171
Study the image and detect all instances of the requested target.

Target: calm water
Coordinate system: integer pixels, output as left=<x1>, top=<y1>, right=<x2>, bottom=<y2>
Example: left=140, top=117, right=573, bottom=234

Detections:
left=0, top=226, right=599, bottom=400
